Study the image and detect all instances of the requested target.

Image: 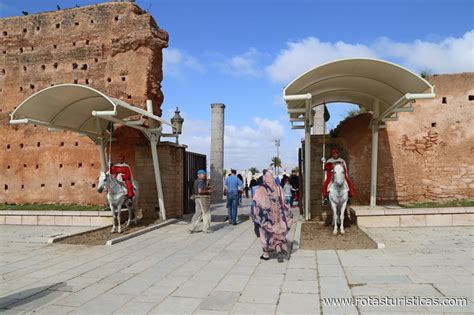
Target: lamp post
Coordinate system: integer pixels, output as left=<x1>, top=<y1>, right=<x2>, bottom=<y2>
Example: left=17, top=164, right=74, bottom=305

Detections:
left=170, top=107, right=184, bottom=143
left=171, top=107, right=184, bottom=134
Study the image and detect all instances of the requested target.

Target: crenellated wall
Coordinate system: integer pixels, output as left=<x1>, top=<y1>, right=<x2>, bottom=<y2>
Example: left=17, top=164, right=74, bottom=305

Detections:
left=0, top=2, right=169, bottom=206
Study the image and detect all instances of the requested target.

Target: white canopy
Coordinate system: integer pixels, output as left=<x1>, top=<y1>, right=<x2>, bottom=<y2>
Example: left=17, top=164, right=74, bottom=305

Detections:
left=282, top=58, right=435, bottom=217
left=283, top=58, right=435, bottom=126
left=10, top=84, right=172, bottom=138
left=10, top=84, right=175, bottom=220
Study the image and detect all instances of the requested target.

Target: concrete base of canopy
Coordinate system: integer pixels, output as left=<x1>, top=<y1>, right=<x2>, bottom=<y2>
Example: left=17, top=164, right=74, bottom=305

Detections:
left=350, top=205, right=474, bottom=228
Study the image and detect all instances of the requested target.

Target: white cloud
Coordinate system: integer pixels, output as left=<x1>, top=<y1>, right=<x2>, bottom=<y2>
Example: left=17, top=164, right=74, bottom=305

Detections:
left=163, top=48, right=205, bottom=78
left=266, top=31, right=474, bottom=83
left=253, top=117, right=284, bottom=139
left=217, top=48, right=267, bottom=78
left=266, top=37, right=377, bottom=83
left=373, top=31, right=474, bottom=74
left=177, top=117, right=296, bottom=171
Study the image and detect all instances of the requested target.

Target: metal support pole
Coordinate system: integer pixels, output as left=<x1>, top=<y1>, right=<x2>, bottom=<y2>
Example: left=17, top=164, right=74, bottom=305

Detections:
left=94, top=118, right=107, bottom=172
left=304, top=99, right=312, bottom=220
left=322, top=108, right=326, bottom=181
left=149, top=134, right=167, bottom=220
left=97, top=139, right=107, bottom=172
left=370, top=101, right=380, bottom=208
left=146, top=100, right=166, bottom=220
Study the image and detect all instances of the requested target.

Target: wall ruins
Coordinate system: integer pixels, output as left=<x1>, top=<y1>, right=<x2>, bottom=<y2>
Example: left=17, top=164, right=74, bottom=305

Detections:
left=335, top=73, right=474, bottom=204
left=0, top=2, right=171, bottom=210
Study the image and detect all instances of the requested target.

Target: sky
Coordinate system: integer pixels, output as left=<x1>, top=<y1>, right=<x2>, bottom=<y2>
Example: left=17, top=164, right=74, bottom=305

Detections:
left=1, top=0, right=473, bottom=172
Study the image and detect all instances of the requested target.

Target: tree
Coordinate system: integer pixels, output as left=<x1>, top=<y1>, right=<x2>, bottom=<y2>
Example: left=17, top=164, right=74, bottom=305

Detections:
left=270, top=157, right=282, bottom=175
left=420, top=69, right=432, bottom=78
left=249, top=167, right=259, bottom=175
left=346, top=106, right=367, bottom=118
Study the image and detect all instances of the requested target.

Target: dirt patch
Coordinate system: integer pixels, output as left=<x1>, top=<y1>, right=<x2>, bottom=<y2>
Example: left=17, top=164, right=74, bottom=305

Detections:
left=300, top=221, right=377, bottom=250
left=57, top=216, right=162, bottom=246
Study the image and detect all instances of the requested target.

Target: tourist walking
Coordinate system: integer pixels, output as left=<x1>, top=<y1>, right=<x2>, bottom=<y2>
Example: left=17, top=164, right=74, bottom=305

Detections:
left=251, top=170, right=293, bottom=262
left=289, top=170, right=299, bottom=207
left=237, top=173, right=244, bottom=205
left=249, top=176, right=258, bottom=198
left=189, top=170, right=213, bottom=233
left=283, top=181, right=296, bottom=207
left=224, top=169, right=243, bottom=225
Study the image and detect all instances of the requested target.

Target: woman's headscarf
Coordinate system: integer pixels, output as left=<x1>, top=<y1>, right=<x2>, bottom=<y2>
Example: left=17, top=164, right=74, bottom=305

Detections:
left=254, top=171, right=279, bottom=209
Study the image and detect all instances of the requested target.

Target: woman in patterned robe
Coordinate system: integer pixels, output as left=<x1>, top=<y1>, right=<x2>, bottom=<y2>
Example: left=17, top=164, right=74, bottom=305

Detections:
left=251, top=170, right=293, bottom=262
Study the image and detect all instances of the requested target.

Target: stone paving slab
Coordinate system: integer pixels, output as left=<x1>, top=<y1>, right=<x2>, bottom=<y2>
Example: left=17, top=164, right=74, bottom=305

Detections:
left=0, top=225, right=95, bottom=243
left=0, top=201, right=473, bottom=314
left=232, top=302, right=276, bottom=314
left=198, top=291, right=240, bottom=311
left=148, top=296, right=203, bottom=314
left=276, top=293, right=320, bottom=314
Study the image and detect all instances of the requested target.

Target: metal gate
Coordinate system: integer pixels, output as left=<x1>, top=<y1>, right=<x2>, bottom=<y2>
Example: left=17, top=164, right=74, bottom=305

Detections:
left=183, top=151, right=207, bottom=214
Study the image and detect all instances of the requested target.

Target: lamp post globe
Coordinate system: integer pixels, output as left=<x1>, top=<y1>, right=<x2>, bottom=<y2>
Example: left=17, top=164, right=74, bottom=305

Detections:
left=171, top=107, right=184, bottom=134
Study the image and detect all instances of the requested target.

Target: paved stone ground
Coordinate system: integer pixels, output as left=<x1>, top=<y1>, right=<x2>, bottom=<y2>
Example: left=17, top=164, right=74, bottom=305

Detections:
left=0, top=225, right=95, bottom=243
left=0, top=199, right=472, bottom=314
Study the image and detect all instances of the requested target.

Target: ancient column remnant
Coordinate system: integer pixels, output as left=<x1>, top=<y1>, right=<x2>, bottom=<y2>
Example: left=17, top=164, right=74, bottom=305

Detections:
left=312, top=105, right=325, bottom=135
left=210, top=103, right=225, bottom=203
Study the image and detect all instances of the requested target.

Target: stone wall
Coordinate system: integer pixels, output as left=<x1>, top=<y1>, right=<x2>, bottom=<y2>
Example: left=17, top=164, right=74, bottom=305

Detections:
left=0, top=2, right=169, bottom=205
left=102, top=128, right=185, bottom=219
left=133, top=141, right=185, bottom=219
left=334, top=73, right=474, bottom=205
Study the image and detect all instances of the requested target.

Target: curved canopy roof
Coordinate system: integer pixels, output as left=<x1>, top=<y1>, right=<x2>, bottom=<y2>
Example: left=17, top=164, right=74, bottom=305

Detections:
left=10, top=84, right=169, bottom=138
left=283, top=58, right=435, bottom=123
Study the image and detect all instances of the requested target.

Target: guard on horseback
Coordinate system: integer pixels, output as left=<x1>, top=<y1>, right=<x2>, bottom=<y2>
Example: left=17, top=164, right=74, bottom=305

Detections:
left=322, top=147, right=355, bottom=205
left=110, top=153, right=135, bottom=205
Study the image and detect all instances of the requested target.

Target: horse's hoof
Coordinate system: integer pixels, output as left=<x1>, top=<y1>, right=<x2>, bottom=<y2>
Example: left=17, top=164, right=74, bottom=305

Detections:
left=341, top=230, right=345, bottom=235
left=333, top=230, right=337, bottom=236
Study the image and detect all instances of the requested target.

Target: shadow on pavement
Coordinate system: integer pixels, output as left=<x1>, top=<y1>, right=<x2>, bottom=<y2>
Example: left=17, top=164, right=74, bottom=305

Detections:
left=0, top=282, right=70, bottom=310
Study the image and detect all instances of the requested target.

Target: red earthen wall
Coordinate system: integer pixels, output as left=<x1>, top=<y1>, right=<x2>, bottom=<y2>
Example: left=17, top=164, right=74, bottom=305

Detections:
left=0, top=2, right=169, bottom=205
left=337, top=73, right=474, bottom=204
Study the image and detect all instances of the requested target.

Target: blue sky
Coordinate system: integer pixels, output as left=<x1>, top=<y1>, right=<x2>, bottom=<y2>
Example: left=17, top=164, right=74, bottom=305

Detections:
left=1, top=0, right=473, bottom=172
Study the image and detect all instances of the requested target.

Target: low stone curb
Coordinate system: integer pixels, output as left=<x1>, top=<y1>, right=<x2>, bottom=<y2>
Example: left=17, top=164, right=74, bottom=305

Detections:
left=359, top=226, right=386, bottom=249
left=288, top=211, right=303, bottom=257
left=293, top=220, right=302, bottom=250
left=47, top=225, right=110, bottom=244
left=105, top=219, right=178, bottom=246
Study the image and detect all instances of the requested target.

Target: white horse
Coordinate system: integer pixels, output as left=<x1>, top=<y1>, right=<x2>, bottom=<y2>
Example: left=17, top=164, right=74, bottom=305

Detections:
left=97, top=171, right=139, bottom=233
left=328, top=163, right=349, bottom=235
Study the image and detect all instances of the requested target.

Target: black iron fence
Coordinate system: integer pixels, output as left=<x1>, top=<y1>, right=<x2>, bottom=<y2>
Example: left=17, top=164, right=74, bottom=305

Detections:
left=183, top=151, right=207, bottom=214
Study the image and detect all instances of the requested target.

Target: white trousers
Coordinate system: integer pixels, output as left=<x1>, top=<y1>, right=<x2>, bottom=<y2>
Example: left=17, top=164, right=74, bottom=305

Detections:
left=189, top=196, right=211, bottom=232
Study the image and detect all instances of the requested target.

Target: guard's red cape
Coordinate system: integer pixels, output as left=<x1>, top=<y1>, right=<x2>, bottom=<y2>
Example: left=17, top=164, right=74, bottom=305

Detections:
left=322, top=158, right=355, bottom=198
left=110, top=163, right=134, bottom=198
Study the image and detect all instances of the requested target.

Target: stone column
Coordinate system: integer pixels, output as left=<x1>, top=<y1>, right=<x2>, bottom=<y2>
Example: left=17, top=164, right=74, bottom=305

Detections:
left=210, top=103, right=225, bottom=203
left=312, top=105, right=325, bottom=135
